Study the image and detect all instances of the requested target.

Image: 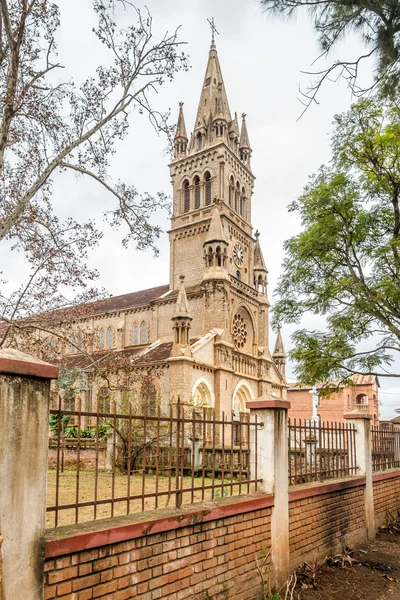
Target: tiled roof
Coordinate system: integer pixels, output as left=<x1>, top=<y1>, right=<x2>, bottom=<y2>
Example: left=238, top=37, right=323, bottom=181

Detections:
left=58, top=336, right=203, bottom=371
left=57, top=341, right=174, bottom=371
left=85, top=284, right=170, bottom=315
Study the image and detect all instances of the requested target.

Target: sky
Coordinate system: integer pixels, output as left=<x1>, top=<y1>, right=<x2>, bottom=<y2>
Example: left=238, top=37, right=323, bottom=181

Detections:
left=4, top=0, right=400, bottom=417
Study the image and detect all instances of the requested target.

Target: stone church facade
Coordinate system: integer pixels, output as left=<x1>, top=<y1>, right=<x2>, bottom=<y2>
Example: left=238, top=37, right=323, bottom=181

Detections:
left=62, top=40, right=287, bottom=417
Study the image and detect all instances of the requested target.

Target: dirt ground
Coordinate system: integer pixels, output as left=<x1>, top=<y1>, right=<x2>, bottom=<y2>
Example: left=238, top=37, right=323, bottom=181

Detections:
left=297, top=530, right=400, bottom=600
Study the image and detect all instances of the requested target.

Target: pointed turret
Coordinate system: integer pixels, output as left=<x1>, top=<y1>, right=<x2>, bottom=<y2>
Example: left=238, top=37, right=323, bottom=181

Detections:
left=205, top=202, right=227, bottom=245
left=239, top=113, right=252, bottom=168
left=171, top=275, right=192, bottom=357
left=253, top=231, right=268, bottom=295
left=174, top=102, right=188, bottom=158
left=173, top=274, right=191, bottom=319
left=202, top=202, right=229, bottom=282
left=190, top=42, right=232, bottom=154
left=273, top=326, right=287, bottom=378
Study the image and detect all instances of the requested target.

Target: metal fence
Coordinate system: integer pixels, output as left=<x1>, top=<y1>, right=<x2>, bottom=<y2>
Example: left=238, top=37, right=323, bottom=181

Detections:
left=288, top=419, right=358, bottom=486
left=371, top=424, right=400, bottom=472
left=47, top=397, right=261, bottom=528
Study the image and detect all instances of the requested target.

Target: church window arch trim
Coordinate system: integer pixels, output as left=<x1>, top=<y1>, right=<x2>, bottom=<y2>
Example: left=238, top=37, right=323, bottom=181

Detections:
left=232, top=380, right=254, bottom=413
left=191, top=377, right=215, bottom=408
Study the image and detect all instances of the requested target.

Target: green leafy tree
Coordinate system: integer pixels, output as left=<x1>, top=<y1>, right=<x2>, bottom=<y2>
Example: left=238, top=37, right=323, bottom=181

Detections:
left=260, top=0, right=400, bottom=115
left=274, top=97, right=400, bottom=384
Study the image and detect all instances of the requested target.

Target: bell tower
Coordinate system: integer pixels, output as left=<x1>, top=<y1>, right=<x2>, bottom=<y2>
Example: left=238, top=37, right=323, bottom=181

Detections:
left=168, top=40, right=256, bottom=291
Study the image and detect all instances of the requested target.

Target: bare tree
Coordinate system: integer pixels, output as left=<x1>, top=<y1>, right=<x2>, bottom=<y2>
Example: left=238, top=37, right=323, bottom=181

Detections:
left=0, top=0, right=188, bottom=348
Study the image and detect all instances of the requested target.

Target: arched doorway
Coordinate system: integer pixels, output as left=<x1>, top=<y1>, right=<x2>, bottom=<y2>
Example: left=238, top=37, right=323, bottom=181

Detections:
left=232, top=381, right=253, bottom=446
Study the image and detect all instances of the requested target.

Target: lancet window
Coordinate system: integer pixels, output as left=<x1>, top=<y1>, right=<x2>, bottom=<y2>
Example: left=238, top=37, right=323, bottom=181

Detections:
left=99, top=328, right=105, bottom=349
left=140, top=321, right=148, bottom=344
left=183, top=179, right=190, bottom=213
left=205, top=172, right=212, bottom=206
left=133, top=323, right=139, bottom=345
left=107, top=327, right=112, bottom=349
left=194, top=176, right=201, bottom=209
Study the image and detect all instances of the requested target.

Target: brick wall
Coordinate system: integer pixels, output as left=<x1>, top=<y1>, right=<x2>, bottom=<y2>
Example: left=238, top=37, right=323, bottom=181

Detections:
left=44, top=499, right=272, bottom=600
left=373, top=471, right=400, bottom=526
left=289, top=481, right=366, bottom=568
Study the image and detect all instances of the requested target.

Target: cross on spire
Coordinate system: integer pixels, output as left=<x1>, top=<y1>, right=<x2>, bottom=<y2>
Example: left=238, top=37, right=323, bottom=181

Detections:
left=207, top=17, right=219, bottom=43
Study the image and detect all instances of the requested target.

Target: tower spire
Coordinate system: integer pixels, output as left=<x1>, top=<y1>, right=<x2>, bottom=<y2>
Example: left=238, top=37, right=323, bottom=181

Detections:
left=174, top=101, right=188, bottom=158
left=190, top=40, right=232, bottom=155
left=272, top=327, right=287, bottom=378
left=254, top=230, right=268, bottom=295
left=239, top=113, right=252, bottom=168
left=171, top=275, right=192, bottom=357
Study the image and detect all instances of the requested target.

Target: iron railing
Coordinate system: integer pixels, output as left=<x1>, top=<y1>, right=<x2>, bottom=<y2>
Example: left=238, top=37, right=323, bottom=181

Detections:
left=371, top=424, right=400, bottom=472
left=288, top=419, right=358, bottom=486
left=47, top=397, right=261, bottom=528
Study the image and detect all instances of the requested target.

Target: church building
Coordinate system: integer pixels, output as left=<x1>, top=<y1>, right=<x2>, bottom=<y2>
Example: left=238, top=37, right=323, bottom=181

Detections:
left=60, top=39, right=287, bottom=417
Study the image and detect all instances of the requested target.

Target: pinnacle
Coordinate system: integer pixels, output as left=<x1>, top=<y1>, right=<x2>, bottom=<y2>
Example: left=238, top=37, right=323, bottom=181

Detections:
left=173, top=275, right=192, bottom=319
left=204, top=204, right=227, bottom=245
left=273, top=327, right=286, bottom=357
left=239, top=113, right=251, bottom=149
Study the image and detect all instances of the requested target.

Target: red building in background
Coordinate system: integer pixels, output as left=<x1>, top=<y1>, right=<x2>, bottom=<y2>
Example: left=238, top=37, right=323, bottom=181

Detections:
left=287, top=375, right=380, bottom=425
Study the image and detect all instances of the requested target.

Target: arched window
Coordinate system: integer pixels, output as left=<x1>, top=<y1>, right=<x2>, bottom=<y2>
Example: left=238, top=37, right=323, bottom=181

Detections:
left=205, top=172, right=212, bottom=206
left=107, top=327, right=112, bottom=349
left=77, top=333, right=83, bottom=352
left=183, top=179, right=190, bottom=213
left=141, top=382, right=157, bottom=416
left=97, top=386, right=111, bottom=414
left=71, top=334, right=76, bottom=354
left=133, top=323, right=139, bottom=345
left=194, top=176, right=201, bottom=209
left=235, top=182, right=240, bottom=212
left=229, top=176, right=234, bottom=206
left=216, top=246, right=222, bottom=267
left=356, top=393, right=368, bottom=406
left=236, top=270, right=241, bottom=280
left=207, top=246, right=213, bottom=267
left=197, top=132, right=202, bottom=151
left=99, top=328, right=105, bottom=349
left=241, top=187, right=246, bottom=217
left=140, top=321, right=147, bottom=344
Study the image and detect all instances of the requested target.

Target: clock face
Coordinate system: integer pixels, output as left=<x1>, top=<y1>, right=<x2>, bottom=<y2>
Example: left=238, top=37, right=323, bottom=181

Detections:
left=233, top=242, right=244, bottom=267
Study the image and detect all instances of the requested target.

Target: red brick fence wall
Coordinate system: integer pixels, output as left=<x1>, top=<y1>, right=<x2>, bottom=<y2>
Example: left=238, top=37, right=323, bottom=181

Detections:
left=43, top=471, right=400, bottom=600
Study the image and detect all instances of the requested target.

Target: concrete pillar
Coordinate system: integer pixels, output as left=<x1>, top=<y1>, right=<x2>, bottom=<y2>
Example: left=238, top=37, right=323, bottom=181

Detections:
left=344, top=410, right=375, bottom=541
left=247, top=399, right=290, bottom=588
left=0, top=349, right=58, bottom=600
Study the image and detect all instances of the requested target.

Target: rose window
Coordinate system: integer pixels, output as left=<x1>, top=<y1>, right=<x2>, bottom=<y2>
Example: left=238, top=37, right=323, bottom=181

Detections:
left=233, top=313, right=247, bottom=349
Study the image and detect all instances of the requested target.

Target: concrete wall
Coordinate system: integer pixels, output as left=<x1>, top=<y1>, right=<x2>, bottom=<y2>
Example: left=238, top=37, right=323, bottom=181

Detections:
left=0, top=349, right=58, bottom=600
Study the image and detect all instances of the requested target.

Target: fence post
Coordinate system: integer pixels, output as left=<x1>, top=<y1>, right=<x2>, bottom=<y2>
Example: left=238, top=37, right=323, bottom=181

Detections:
left=344, top=410, right=375, bottom=541
left=247, top=399, right=290, bottom=588
left=0, top=349, right=58, bottom=600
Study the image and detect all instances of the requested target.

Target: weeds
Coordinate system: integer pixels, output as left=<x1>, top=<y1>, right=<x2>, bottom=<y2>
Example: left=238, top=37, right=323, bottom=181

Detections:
left=381, top=509, right=400, bottom=534
left=296, top=558, right=325, bottom=588
left=328, top=546, right=356, bottom=568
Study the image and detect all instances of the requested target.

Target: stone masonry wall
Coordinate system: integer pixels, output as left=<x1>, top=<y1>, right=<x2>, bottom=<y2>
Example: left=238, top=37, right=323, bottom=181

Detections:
left=44, top=505, right=272, bottom=600
left=373, top=472, right=400, bottom=526
left=289, top=483, right=366, bottom=568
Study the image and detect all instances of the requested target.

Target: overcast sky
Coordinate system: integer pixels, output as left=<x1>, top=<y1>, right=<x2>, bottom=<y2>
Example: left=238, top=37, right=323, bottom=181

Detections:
left=4, top=0, right=399, bottom=417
